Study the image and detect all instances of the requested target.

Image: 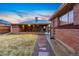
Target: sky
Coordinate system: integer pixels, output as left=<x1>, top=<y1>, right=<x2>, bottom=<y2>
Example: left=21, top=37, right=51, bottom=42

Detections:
left=0, top=3, right=61, bottom=23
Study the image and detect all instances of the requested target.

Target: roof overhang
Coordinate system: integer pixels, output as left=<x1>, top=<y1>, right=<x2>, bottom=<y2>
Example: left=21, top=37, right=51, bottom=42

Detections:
left=49, top=3, right=75, bottom=21
left=11, top=23, right=49, bottom=25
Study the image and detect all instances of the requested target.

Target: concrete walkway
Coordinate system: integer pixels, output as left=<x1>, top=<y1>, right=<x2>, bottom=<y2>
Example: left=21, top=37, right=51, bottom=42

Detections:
left=33, top=33, right=55, bottom=56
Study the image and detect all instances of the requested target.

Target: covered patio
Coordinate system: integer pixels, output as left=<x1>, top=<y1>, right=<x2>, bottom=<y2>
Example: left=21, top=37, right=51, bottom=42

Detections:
left=10, top=20, right=50, bottom=33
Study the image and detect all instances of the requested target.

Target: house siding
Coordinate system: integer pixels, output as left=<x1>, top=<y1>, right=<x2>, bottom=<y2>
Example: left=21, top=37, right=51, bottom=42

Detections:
left=11, top=25, right=21, bottom=33
left=74, top=4, right=79, bottom=25
left=53, top=17, right=59, bottom=27
left=55, top=29, right=79, bottom=50
left=0, top=26, right=10, bottom=33
left=50, top=3, right=79, bottom=55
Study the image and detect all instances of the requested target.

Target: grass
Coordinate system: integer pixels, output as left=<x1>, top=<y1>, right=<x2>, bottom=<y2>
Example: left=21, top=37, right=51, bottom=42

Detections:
left=0, top=34, right=38, bottom=56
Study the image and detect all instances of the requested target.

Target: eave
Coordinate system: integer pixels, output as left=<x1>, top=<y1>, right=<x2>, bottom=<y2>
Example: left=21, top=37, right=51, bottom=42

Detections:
left=49, top=3, right=75, bottom=21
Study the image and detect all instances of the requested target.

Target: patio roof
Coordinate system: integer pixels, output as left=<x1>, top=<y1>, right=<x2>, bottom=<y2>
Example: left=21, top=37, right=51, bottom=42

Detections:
left=18, top=20, right=49, bottom=25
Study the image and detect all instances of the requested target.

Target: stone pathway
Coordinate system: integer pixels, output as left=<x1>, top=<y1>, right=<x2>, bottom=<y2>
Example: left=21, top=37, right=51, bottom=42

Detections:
left=33, top=33, right=55, bottom=56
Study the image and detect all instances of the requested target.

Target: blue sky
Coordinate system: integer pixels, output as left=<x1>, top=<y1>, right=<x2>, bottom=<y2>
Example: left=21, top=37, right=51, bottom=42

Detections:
left=0, top=3, right=61, bottom=23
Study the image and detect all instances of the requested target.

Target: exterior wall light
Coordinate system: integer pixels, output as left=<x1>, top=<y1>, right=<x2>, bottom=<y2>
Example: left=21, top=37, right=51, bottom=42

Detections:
left=28, top=24, right=31, bottom=26
left=43, top=26, right=46, bottom=29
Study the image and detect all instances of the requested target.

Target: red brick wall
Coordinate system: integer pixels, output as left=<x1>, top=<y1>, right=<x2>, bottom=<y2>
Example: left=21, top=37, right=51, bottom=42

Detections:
left=0, top=26, right=10, bottom=33
left=11, top=25, right=20, bottom=33
left=50, top=17, right=59, bottom=38
left=50, top=20, right=54, bottom=28
left=53, top=17, right=59, bottom=27
left=74, top=4, right=79, bottom=25
left=55, top=29, right=79, bottom=51
left=50, top=4, right=79, bottom=55
left=50, top=20, right=54, bottom=35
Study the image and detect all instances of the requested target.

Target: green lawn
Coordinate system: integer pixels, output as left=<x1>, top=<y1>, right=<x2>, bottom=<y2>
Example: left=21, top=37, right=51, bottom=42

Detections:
left=0, top=34, right=37, bottom=56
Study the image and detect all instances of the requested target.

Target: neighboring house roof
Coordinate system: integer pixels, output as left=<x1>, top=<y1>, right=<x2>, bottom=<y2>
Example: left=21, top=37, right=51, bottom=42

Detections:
left=18, top=20, right=49, bottom=24
left=0, top=19, right=11, bottom=26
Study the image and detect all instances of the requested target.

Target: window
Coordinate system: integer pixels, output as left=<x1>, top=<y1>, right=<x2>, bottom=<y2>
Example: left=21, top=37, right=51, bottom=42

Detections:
left=59, top=10, right=74, bottom=25
left=60, top=13, right=68, bottom=25
left=69, top=10, right=74, bottom=23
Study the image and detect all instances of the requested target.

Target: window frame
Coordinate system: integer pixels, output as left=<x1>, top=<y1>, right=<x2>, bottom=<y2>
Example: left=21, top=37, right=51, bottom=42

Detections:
left=59, top=9, right=74, bottom=26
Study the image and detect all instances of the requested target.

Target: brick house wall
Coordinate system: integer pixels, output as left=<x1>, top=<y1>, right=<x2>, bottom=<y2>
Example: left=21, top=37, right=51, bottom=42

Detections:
left=74, top=4, right=79, bottom=25
left=50, top=20, right=54, bottom=37
left=55, top=29, right=79, bottom=51
left=53, top=17, right=59, bottom=27
left=11, top=25, right=21, bottom=33
left=0, top=26, right=10, bottom=33
left=50, top=17, right=59, bottom=38
left=50, top=4, right=79, bottom=55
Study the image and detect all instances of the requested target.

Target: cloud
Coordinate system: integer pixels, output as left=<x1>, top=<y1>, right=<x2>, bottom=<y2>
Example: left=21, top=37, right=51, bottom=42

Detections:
left=15, top=10, right=54, bottom=20
left=0, top=10, right=54, bottom=23
left=0, top=11, right=25, bottom=23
